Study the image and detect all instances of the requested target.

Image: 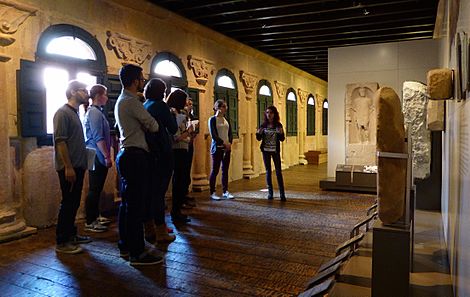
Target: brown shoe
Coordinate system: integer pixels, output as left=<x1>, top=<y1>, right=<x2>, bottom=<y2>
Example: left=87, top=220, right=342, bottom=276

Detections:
left=156, top=224, right=176, bottom=243
left=144, top=220, right=157, bottom=243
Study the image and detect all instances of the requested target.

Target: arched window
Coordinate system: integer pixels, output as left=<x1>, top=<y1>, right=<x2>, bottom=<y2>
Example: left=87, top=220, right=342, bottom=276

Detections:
left=214, top=69, right=238, bottom=138
left=307, top=95, right=315, bottom=135
left=322, top=99, right=328, bottom=135
left=286, top=88, right=297, bottom=136
left=257, top=80, right=273, bottom=127
left=150, top=52, right=187, bottom=96
left=19, top=24, right=107, bottom=143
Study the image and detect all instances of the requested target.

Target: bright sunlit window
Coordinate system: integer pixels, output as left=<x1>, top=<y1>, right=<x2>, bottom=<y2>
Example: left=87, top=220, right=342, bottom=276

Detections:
left=287, top=91, right=296, bottom=101
left=44, top=67, right=96, bottom=133
left=259, top=85, right=271, bottom=96
left=154, top=60, right=182, bottom=77
left=46, top=36, right=96, bottom=60
left=308, top=96, right=315, bottom=105
left=323, top=101, right=329, bottom=108
left=217, top=75, right=235, bottom=89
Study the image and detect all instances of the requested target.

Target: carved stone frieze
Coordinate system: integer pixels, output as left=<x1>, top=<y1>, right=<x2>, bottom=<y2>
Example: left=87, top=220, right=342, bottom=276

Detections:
left=239, top=71, right=257, bottom=100
left=0, top=0, right=37, bottom=63
left=274, top=81, right=287, bottom=106
left=0, top=0, right=37, bottom=35
left=187, top=55, right=214, bottom=86
left=106, top=31, right=152, bottom=66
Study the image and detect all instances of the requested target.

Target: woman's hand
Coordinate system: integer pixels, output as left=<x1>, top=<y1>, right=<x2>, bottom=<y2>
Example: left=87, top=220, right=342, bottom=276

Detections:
left=224, top=143, right=232, bottom=152
left=257, top=127, right=264, bottom=134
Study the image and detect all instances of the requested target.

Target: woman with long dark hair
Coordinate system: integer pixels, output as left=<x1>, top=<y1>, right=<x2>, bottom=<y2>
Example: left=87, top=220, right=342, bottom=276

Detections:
left=167, top=89, right=193, bottom=223
left=256, top=105, right=286, bottom=201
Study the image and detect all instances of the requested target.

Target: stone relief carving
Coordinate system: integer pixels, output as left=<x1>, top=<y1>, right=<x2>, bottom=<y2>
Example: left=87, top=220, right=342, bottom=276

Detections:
left=239, top=71, right=257, bottom=100
left=297, top=88, right=309, bottom=109
left=403, top=81, right=431, bottom=179
left=274, top=80, right=287, bottom=106
left=106, top=31, right=152, bottom=65
left=345, top=82, right=379, bottom=165
left=0, top=0, right=37, bottom=62
left=188, top=55, right=214, bottom=86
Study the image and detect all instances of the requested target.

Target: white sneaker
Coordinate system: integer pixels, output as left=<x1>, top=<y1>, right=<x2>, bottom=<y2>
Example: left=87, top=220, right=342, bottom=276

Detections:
left=56, top=242, right=83, bottom=254
left=84, top=220, right=108, bottom=233
left=210, top=193, right=221, bottom=200
left=223, top=191, right=234, bottom=199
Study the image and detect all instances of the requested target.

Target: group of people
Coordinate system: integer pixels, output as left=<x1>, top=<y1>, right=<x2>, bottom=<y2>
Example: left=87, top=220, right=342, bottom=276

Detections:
left=52, top=63, right=287, bottom=266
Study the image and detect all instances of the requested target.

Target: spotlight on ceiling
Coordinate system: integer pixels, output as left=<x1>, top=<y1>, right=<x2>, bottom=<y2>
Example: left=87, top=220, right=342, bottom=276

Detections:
left=363, top=8, right=370, bottom=15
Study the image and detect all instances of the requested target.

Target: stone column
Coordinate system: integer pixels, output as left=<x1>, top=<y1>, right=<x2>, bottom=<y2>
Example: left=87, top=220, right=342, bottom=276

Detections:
left=240, top=71, right=257, bottom=178
left=297, top=88, right=309, bottom=165
left=0, top=0, right=37, bottom=242
left=274, top=81, right=288, bottom=169
left=187, top=55, right=215, bottom=191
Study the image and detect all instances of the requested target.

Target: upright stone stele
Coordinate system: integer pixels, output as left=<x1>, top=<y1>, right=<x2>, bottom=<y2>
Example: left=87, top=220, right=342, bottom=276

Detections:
left=375, top=87, right=407, bottom=225
left=345, top=83, right=379, bottom=166
left=402, top=81, right=431, bottom=179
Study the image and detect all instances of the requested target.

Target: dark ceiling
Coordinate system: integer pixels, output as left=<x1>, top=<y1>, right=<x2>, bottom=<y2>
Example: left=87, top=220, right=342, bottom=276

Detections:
left=152, top=0, right=439, bottom=81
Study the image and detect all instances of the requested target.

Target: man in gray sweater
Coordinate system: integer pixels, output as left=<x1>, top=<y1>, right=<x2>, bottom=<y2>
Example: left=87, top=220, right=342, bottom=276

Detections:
left=114, top=64, right=161, bottom=266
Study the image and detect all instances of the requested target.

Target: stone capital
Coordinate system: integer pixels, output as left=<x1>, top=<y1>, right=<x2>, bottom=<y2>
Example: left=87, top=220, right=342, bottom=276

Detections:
left=106, top=31, right=152, bottom=65
left=274, top=81, right=287, bottom=106
left=239, top=70, right=257, bottom=100
left=297, top=88, right=309, bottom=108
left=187, top=55, right=214, bottom=86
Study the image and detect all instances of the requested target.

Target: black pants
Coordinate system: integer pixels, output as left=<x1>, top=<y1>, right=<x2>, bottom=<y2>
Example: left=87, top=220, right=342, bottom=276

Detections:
left=172, top=149, right=189, bottom=215
left=56, top=168, right=85, bottom=244
left=116, top=148, right=152, bottom=257
left=262, top=151, right=285, bottom=195
left=151, top=151, right=173, bottom=225
left=85, top=158, right=108, bottom=224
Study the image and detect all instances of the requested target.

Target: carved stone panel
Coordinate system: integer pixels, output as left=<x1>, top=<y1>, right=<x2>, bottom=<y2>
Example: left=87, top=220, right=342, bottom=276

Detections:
left=106, top=31, right=152, bottom=65
left=297, top=88, right=309, bottom=109
left=403, top=81, right=431, bottom=179
left=345, top=82, right=379, bottom=165
left=188, top=55, right=214, bottom=86
left=376, top=87, right=407, bottom=225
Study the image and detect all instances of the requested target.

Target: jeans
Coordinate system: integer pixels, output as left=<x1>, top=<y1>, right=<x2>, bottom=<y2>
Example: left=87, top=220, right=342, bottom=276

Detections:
left=56, top=168, right=85, bottom=244
left=116, top=148, right=151, bottom=257
left=172, top=149, right=189, bottom=214
left=262, top=151, right=285, bottom=195
left=209, top=148, right=231, bottom=194
left=150, top=152, right=173, bottom=225
left=85, top=158, right=108, bottom=224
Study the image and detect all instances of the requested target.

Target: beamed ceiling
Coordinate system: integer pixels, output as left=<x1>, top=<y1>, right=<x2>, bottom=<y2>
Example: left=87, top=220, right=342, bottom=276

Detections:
left=152, top=0, right=439, bottom=81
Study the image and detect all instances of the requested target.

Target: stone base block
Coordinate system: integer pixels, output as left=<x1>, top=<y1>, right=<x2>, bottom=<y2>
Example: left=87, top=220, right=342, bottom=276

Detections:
left=0, top=226, right=37, bottom=243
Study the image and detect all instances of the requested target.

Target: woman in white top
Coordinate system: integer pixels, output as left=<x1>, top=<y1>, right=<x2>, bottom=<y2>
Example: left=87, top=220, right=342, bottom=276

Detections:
left=208, top=99, right=234, bottom=200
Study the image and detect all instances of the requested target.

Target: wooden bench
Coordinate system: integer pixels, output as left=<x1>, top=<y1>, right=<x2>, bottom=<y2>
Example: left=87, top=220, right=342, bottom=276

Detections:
left=305, top=150, right=327, bottom=165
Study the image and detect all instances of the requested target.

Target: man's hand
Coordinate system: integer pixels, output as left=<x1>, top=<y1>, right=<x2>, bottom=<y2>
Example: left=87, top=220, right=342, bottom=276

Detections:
left=64, top=166, right=76, bottom=191
left=104, top=157, right=112, bottom=168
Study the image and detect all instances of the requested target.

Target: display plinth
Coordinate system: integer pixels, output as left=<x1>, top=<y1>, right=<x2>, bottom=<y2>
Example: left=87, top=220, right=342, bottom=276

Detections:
left=371, top=219, right=411, bottom=297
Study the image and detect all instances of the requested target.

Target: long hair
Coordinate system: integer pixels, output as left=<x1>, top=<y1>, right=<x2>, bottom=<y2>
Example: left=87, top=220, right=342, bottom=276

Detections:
left=262, top=105, right=280, bottom=127
left=166, top=89, right=188, bottom=111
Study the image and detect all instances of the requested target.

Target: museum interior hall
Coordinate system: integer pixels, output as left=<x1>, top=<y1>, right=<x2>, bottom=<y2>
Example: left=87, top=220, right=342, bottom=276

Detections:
left=0, top=0, right=468, bottom=296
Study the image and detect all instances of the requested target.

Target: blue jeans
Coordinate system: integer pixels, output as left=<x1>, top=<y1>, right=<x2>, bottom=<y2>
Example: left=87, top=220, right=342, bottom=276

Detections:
left=56, top=168, right=85, bottom=244
left=86, top=158, right=108, bottom=224
left=116, top=148, right=151, bottom=257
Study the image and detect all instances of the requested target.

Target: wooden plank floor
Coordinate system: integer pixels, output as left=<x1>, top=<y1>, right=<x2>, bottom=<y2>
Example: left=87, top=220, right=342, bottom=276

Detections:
left=0, top=164, right=375, bottom=297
